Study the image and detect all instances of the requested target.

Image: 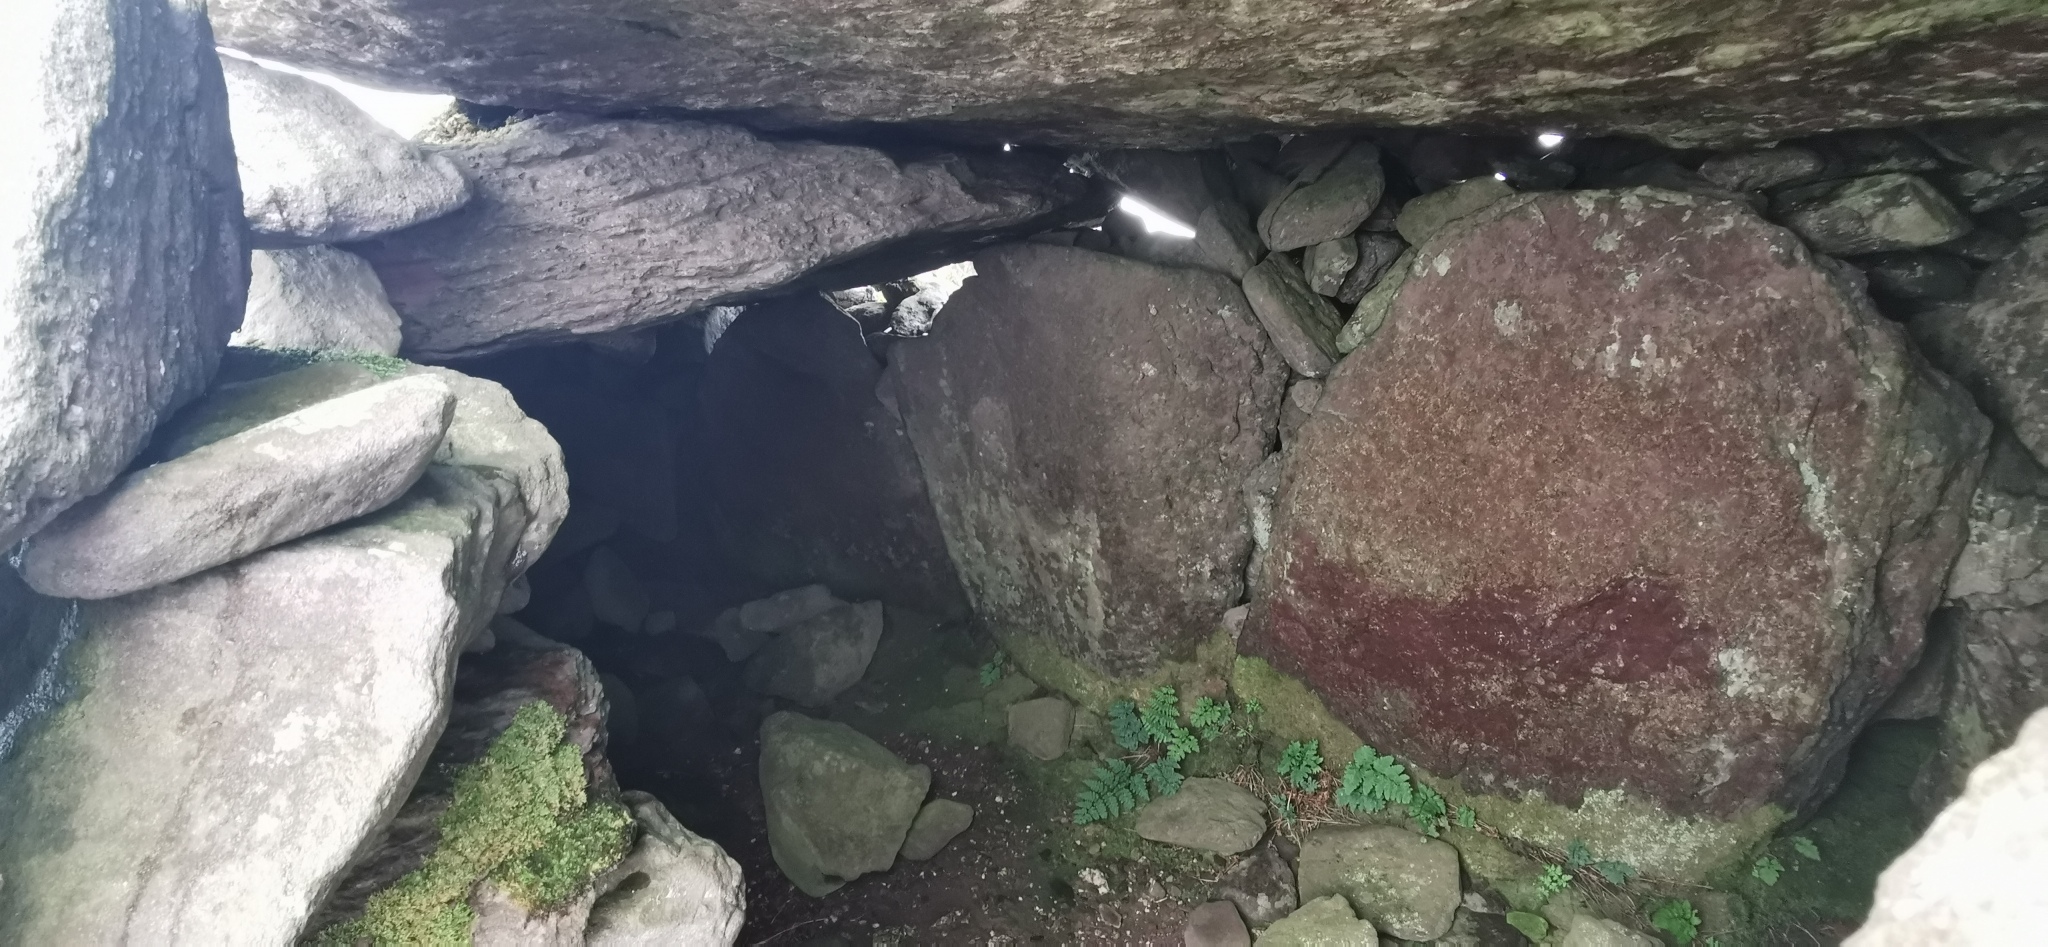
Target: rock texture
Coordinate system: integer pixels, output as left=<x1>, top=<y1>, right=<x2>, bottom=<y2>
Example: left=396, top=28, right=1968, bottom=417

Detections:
left=1007, top=697, right=1075, bottom=761
left=585, top=791, right=746, bottom=946
left=759, top=711, right=931, bottom=897
left=889, top=244, right=1286, bottom=675
left=1296, top=826, right=1461, bottom=942
left=1257, top=895, right=1379, bottom=946
left=1908, top=225, right=2048, bottom=464
left=1850, top=707, right=2048, bottom=946
left=898, top=798, right=974, bottom=862
left=351, top=115, right=1084, bottom=359
left=1134, top=778, right=1268, bottom=856
left=220, top=55, right=471, bottom=247
left=1183, top=901, right=1251, bottom=947
left=744, top=600, right=886, bottom=707
left=1248, top=189, right=1987, bottom=830
left=211, top=0, right=2048, bottom=149
left=20, top=375, right=455, bottom=599
left=233, top=247, right=406, bottom=355
left=0, top=0, right=246, bottom=551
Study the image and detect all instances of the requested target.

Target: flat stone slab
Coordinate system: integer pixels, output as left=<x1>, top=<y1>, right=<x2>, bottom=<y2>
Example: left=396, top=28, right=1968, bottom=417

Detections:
left=1134, top=778, right=1267, bottom=855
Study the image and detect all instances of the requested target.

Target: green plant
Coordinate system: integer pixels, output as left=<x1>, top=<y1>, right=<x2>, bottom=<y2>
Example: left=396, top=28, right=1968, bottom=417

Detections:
left=1752, top=854, right=1784, bottom=886
left=1277, top=740, right=1324, bottom=792
left=1506, top=911, right=1550, bottom=942
left=1141, top=686, right=1200, bottom=761
left=979, top=652, right=1006, bottom=687
left=1235, top=697, right=1265, bottom=738
left=1535, top=864, right=1572, bottom=900
left=1336, top=745, right=1411, bottom=813
left=1704, top=938, right=1724, bottom=947
left=1593, top=859, right=1638, bottom=886
left=1074, top=760, right=1150, bottom=825
left=1792, top=836, right=1821, bottom=862
left=1108, top=698, right=1149, bottom=752
left=1190, top=696, right=1230, bottom=740
left=1269, top=793, right=1298, bottom=826
left=1455, top=805, right=1477, bottom=829
left=1651, top=899, right=1702, bottom=945
left=1142, top=758, right=1184, bottom=797
left=1408, top=783, right=1447, bottom=837
left=1566, top=839, right=1595, bottom=868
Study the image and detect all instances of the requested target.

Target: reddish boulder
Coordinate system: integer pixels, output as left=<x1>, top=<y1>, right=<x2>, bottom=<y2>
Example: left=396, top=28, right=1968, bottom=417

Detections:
left=1248, top=189, right=1987, bottom=818
left=889, top=244, right=1287, bottom=675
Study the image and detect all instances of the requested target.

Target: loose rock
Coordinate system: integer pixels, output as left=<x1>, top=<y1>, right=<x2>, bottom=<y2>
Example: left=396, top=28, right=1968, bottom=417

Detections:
left=1394, top=176, right=1514, bottom=245
left=1242, top=255, right=1345, bottom=378
left=1296, top=825, right=1461, bottom=941
left=744, top=600, right=886, bottom=706
left=1334, top=249, right=1417, bottom=354
left=1213, top=838, right=1299, bottom=927
left=1184, top=901, right=1251, bottom=947
left=1560, top=917, right=1661, bottom=947
left=1861, top=252, right=1978, bottom=303
left=898, top=799, right=975, bottom=861
left=584, top=792, right=747, bottom=946
left=1261, top=143, right=1386, bottom=252
left=233, top=247, right=406, bottom=355
left=759, top=711, right=931, bottom=897
left=1134, top=778, right=1268, bottom=856
left=742, top=585, right=841, bottom=633
left=1196, top=203, right=1267, bottom=279
left=1334, top=234, right=1408, bottom=305
left=1775, top=174, right=1973, bottom=256
left=1303, top=238, right=1360, bottom=296
left=1257, top=895, right=1380, bottom=946
left=1697, top=147, right=1826, bottom=192
left=1907, top=226, right=2048, bottom=463
left=1007, top=697, right=1076, bottom=761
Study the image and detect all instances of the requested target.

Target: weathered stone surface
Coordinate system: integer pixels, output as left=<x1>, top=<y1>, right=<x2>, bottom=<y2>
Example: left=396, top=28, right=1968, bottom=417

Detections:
left=1698, top=147, right=1826, bottom=192
left=1214, top=838, right=1298, bottom=927
left=1334, top=234, right=1408, bottom=306
left=220, top=55, right=471, bottom=247
left=0, top=452, right=539, bottom=942
left=1776, top=174, right=1973, bottom=256
left=351, top=115, right=1083, bottom=359
left=1184, top=900, right=1251, bottom=947
left=1242, top=255, right=1344, bottom=378
left=759, top=711, right=931, bottom=897
left=1257, top=894, right=1379, bottom=946
left=742, top=585, right=841, bottom=633
left=403, top=365, right=570, bottom=578
left=1907, top=226, right=2048, bottom=465
left=1248, top=189, right=1988, bottom=841
left=1560, top=918, right=1661, bottom=947
left=585, top=791, right=747, bottom=947
left=1260, top=143, right=1385, bottom=252
left=1395, top=177, right=1516, bottom=247
left=233, top=247, right=405, bottom=355
left=1304, top=238, right=1359, bottom=297
left=0, top=0, right=246, bottom=551
left=1196, top=204, right=1266, bottom=280
left=1334, top=249, right=1417, bottom=354
left=1861, top=251, right=1977, bottom=303
left=1280, top=380, right=1323, bottom=449
left=1007, top=696, right=1075, bottom=761
left=210, top=0, right=2048, bottom=150
left=898, top=798, right=975, bottom=861
left=888, top=244, right=1286, bottom=675
left=1921, top=120, right=2048, bottom=177
left=1135, top=778, right=1267, bottom=855
left=703, top=297, right=968, bottom=617
left=1297, top=826, right=1461, bottom=941
left=21, top=375, right=455, bottom=599
left=147, top=360, right=379, bottom=460
left=1850, top=707, right=2048, bottom=946
left=744, top=600, right=886, bottom=707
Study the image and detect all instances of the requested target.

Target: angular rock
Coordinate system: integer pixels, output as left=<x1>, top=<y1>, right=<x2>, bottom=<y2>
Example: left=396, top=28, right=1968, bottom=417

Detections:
left=759, top=711, right=931, bottom=897
left=1850, top=707, right=2048, bottom=946
left=1560, top=918, right=1661, bottom=947
left=585, top=546, right=650, bottom=632
left=898, top=798, right=975, bottom=861
left=744, top=600, right=886, bottom=707
left=405, top=365, right=570, bottom=577
left=1697, top=147, right=1826, bottom=192
left=1248, top=190, right=1988, bottom=870
left=1395, top=177, right=1516, bottom=246
left=1303, top=238, right=1360, bottom=296
left=0, top=435, right=544, bottom=942
left=209, top=0, right=2048, bottom=150
left=1260, top=143, right=1385, bottom=252
left=1920, top=120, right=2048, bottom=177
left=1280, top=380, right=1323, bottom=449
left=1941, top=228, right=2018, bottom=264
left=1257, top=895, right=1379, bottom=946
left=1184, top=901, right=1251, bottom=947
left=233, top=246, right=406, bottom=355
left=1775, top=174, right=1973, bottom=256
left=1334, top=249, right=1417, bottom=354
left=889, top=244, right=1284, bottom=674
left=1242, top=255, right=1344, bottom=378
left=1296, top=825, right=1461, bottom=941
left=701, top=608, right=772, bottom=663
left=21, top=375, right=456, bottom=599
left=1196, top=204, right=1266, bottom=280
left=148, top=359, right=381, bottom=459
left=1934, top=169, right=2048, bottom=214
left=1213, top=838, right=1298, bottom=927
left=1861, top=252, right=1977, bottom=303
left=1135, top=778, right=1268, bottom=856
left=584, top=791, right=747, bottom=947
left=0, top=0, right=246, bottom=551
left=1334, top=233, right=1408, bottom=306
left=1907, top=227, right=2048, bottom=464
left=1007, top=697, right=1075, bottom=761
left=221, top=55, right=471, bottom=247
left=351, top=115, right=1084, bottom=359
left=1815, top=130, right=1946, bottom=176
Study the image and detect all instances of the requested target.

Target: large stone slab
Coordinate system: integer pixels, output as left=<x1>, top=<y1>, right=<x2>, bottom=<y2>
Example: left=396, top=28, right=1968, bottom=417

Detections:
left=350, top=115, right=1084, bottom=359
left=887, top=244, right=1286, bottom=675
left=0, top=0, right=246, bottom=550
left=1908, top=225, right=2048, bottom=466
left=211, top=0, right=2048, bottom=149
left=1248, top=189, right=1987, bottom=830
left=220, top=55, right=471, bottom=247
left=232, top=247, right=406, bottom=355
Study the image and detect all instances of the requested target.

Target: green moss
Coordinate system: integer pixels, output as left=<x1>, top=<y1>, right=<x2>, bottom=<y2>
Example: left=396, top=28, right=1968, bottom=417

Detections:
left=1821, top=0, right=2046, bottom=47
left=319, top=702, right=633, bottom=945
left=219, top=345, right=412, bottom=385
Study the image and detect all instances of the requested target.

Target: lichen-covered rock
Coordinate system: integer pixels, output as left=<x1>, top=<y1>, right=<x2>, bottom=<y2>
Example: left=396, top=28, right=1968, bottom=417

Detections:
left=1242, top=255, right=1344, bottom=378
left=584, top=791, right=746, bottom=946
left=897, top=798, right=975, bottom=862
left=1698, top=146, right=1827, bottom=193
left=1297, top=826, right=1460, bottom=941
left=209, top=0, right=2048, bottom=150
left=1395, top=177, right=1515, bottom=246
left=1135, top=778, right=1268, bottom=856
left=233, top=246, right=406, bottom=355
left=888, top=244, right=1286, bottom=675
left=758, top=711, right=931, bottom=897
left=352, top=115, right=1084, bottom=359
left=20, top=375, right=455, bottom=599
left=744, top=600, right=886, bottom=707
left=1334, top=249, right=1417, bottom=354
left=1, top=0, right=246, bottom=551
left=220, top=55, right=471, bottom=247
left=1248, top=190, right=1987, bottom=867
left=1907, top=225, right=2048, bottom=465
left=1257, top=894, right=1380, bottom=945
left=1775, top=174, right=1973, bottom=256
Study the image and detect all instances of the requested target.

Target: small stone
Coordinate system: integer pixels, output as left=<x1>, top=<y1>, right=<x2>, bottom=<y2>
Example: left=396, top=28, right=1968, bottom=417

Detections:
left=1241, top=255, right=1344, bottom=378
left=1942, top=228, right=2019, bottom=263
left=1559, top=917, right=1660, bottom=947
left=744, top=601, right=885, bottom=707
left=1007, top=697, right=1075, bottom=761
left=1135, top=778, right=1267, bottom=855
left=1905, top=227, right=2048, bottom=460
left=233, top=247, right=405, bottom=355
left=1394, top=176, right=1514, bottom=246
left=1260, top=142, right=1386, bottom=252
left=1297, top=825, right=1462, bottom=941
left=1303, top=238, right=1360, bottom=296
left=1818, top=129, right=1945, bottom=176
left=1214, top=839, right=1298, bottom=927
left=983, top=672, right=1040, bottom=709
left=1243, top=453, right=1284, bottom=553
left=759, top=711, right=930, bottom=897
left=1280, top=379, right=1323, bottom=448
left=1859, top=252, right=1977, bottom=303
left=699, top=608, right=770, bottom=662
left=1774, top=174, right=1973, bottom=256
left=1195, top=203, right=1266, bottom=279
left=1934, top=169, right=2048, bottom=214
left=1334, top=233, right=1408, bottom=306
left=585, top=792, right=746, bottom=945
left=1919, top=119, right=2048, bottom=176
left=1184, top=901, right=1250, bottom=947
left=898, top=799, right=975, bottom=861
left=584, top=547, right=650, bottom=632
left=1609, top=159, right=1759, bottom=209
left=1698, top=146, right=1826, bottom=192
left=1257, top=895, right=1380, bottom=946
left=741, top=583, right=841, bottom=633
left=1335, top=249, right=1417, bottom=354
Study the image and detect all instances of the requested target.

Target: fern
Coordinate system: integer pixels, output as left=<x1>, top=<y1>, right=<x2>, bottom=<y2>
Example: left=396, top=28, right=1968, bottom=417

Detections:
left=1277, top=740, right=1324, bottom=792
left=1107, top=698, right=1148, bottom=752
left=1269, top=793, right=1298, bottom=826
left=1190, top=697, right=1229, bottom=740
left=1408, top=783, right=1448, bottom=837
left=1791, top=836, right=1821, bottom=862
left=1752, top=854, right=1784, bottom=886
left=1535, top=864, right=1572, bottom=900
left=1593, top=859, right=1638, bottom=886
left=1336, top=745, right=1411, bottom=813
left=979, top=652, right=1006, bottom=687
left=1566, top=839, right=1595, bottom=869
left=1140, top=687, right=1180, bottom=742
left=1651, top=900, right=1702, bottom=945
left=1454, top=805, right=1477, bottom=830
left=1142, top=758, right=1184, bottom=797
left=1074, top=760, right=1150, bottom=825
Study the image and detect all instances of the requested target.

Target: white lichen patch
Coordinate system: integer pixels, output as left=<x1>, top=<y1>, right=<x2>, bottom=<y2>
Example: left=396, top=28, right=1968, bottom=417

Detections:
left=1594, top=231, right=1622, bottom=252
left=1716, top=647, right=1763, bottom=698
left=1492, top=300, right=1524, bottom=335
left=1433, top=252, right=1452, bottom=276
left=1622, top=271, right=1641, bottom=291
